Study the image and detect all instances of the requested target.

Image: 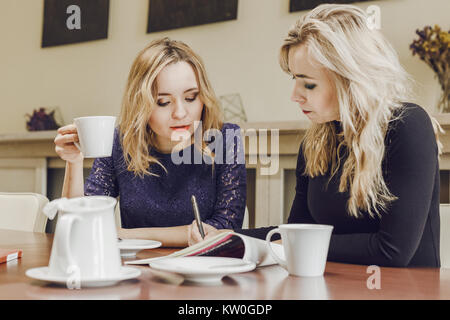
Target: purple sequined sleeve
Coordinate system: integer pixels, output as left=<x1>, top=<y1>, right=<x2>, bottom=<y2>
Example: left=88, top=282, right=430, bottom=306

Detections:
left=84, top=156, right=119, bottom=198
left=82, top=123, right=246, bottom=229
left=204, top=124, right=246, bottom=229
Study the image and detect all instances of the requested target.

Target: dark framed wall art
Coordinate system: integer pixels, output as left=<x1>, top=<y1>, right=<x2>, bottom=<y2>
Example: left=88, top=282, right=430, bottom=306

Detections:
left=41, top=0, right=110, bottom=48
left=290, top=0, right=372, bottom=12
left=147, top=0, right=238, bottom=33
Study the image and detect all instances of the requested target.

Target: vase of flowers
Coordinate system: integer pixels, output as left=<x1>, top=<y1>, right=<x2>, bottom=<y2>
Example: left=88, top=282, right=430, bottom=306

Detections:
left=25, top=107, right=63, bottom=131
left=410, top=25, right=449, bottom=112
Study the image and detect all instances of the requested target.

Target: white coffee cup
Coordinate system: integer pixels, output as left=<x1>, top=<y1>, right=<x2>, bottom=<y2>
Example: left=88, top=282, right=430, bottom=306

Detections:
left=74, top=116, right=116, bottom=158
left=46, top=196, right=121, bottom=279
left=266, top=224, right=333, bottom=277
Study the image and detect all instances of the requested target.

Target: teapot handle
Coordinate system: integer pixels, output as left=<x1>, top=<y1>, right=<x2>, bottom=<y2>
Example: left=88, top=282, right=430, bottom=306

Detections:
left=55, top=213, right=79, bottom=274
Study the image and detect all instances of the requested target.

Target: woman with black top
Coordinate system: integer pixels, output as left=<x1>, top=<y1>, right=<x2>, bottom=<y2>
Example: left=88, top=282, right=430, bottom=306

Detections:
left=189, top=4, right=443, bottom=268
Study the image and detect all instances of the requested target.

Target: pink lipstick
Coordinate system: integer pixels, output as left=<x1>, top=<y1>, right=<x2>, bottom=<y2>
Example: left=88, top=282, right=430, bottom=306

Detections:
left=170, top=125, right=190, bottom=131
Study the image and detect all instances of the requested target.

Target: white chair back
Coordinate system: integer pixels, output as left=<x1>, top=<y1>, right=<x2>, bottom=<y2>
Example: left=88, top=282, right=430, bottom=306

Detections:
left=0, top=192, right=49, bottom=233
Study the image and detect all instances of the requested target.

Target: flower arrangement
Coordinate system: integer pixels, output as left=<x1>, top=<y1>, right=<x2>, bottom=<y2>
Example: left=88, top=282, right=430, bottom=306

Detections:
left=25, top=107, right=62, bottom=131
left=410, top=25, right=450, bottom=112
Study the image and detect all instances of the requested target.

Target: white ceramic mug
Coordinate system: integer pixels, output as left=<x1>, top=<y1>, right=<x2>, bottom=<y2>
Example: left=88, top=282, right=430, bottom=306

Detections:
left=266, top=224, right=333, bottom=277
left=74, top=116, right=116, bottom=158
left=46, top=196, right=121, bottom=279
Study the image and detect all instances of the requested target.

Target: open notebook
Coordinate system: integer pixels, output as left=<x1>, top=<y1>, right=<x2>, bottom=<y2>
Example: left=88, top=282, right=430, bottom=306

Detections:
left=125, top=231, right=284, bottom=267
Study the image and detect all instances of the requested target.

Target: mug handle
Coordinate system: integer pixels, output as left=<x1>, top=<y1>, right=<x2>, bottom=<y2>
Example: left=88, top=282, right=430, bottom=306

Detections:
left=73, top=139, right=83, bottom=153
left=55, top=214, right=79, bottom=274
left=266, top=228, right=287, bottom=269
left=73, top=124, right=81, bottom=151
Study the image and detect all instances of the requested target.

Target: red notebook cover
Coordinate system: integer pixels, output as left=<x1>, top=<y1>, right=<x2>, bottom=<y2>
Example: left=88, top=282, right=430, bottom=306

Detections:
left=0, top=249, right=23, bottom=264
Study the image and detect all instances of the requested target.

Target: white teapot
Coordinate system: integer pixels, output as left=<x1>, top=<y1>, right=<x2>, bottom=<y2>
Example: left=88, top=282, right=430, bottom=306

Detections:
left=43, top=196, right=121, bottom=280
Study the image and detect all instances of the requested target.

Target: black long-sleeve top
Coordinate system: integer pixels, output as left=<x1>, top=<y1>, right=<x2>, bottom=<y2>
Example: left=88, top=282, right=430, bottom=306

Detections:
left=237, top=103, right=441, bottom=267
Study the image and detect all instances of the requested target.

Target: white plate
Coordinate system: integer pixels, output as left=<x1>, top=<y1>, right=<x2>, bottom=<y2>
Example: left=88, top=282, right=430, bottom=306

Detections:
left=25, top=266, right=141, bottom=288
left=118, top=239, right=162, bottom=257
left=149, top=257, right=256, bottom=284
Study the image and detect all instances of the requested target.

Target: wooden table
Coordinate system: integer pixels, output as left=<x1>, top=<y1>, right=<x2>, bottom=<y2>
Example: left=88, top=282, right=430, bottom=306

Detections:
left=1, top=229, right=449, bottom=300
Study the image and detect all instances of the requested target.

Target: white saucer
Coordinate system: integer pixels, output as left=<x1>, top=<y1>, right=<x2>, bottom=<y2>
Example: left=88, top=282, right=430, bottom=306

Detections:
left=149, top=257, right=256, bottom=284
left=25, top=266, right=141, bottom=288
left=118, top=239, right=162, bottom=257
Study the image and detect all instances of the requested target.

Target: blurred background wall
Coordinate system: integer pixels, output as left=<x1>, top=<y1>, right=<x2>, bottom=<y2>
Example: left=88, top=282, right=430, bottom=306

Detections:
left=0, top=0, right=448, bottom=133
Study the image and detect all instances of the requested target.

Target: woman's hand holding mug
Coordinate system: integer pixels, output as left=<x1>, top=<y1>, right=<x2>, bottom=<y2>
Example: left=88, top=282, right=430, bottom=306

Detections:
left=54, top=124, right=84, bottom=164
left=55, top=116, right=116, bottom=163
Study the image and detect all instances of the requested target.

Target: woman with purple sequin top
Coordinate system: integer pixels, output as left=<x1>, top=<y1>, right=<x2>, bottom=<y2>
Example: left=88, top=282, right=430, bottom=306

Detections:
left=54, top=38, right=246, bottom=247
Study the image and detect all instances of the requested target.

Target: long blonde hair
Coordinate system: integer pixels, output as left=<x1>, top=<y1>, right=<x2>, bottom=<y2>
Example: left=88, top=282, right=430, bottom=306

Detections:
left=280, top=4, right=442, bottom=218
left=119, top=38, right=223, bottom=177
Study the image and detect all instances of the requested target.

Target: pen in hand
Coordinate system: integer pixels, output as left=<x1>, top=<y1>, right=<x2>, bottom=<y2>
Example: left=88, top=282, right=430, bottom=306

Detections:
left=191, top=195, right=205, bottom=239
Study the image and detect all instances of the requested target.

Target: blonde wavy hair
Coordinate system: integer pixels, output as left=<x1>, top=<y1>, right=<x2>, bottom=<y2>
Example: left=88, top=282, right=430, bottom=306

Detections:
left=119, top=38, right=223, bottom=177
left=280, top=4, right=443, bottom=218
